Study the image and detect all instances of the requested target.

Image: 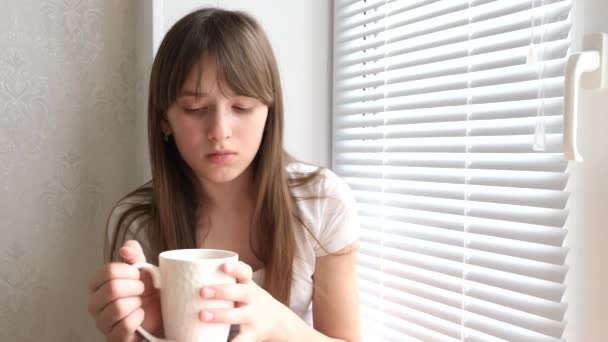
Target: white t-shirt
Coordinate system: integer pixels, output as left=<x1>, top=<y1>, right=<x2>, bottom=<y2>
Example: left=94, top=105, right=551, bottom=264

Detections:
left=107, top=162, right=360, bottom=325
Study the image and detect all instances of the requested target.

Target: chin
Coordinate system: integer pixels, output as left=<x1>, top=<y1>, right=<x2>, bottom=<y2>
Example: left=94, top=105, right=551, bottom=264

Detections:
left=200, top=167, right=245, bottom=184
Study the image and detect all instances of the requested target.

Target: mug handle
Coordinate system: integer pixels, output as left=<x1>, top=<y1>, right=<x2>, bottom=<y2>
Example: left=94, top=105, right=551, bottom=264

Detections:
left=132, top=262, right=171, bottom=342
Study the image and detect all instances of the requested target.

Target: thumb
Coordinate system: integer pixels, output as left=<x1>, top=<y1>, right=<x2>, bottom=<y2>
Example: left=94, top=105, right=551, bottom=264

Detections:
left=119, top=239, right=147, bottom=264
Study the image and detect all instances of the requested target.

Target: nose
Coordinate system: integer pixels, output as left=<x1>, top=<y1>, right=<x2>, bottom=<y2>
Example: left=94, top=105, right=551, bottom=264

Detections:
left=207, top=106, right=232, bottom=142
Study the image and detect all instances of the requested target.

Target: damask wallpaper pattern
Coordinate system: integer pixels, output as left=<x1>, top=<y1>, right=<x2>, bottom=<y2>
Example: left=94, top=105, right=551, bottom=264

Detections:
left=0, top=0, right=150, bottom=340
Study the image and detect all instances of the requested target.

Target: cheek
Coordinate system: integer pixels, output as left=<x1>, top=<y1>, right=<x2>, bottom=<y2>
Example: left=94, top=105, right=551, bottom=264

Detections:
left=173, top=115, right=202, bottom=138
left=235, top=114, right=266, bottom=157
left=251, top=115, right=268, bottom=146
left=255, top=110, right=269, bottom=135
left=256, top=116, right=267, bottom=138
left=171, top=120, right=205, bottom=154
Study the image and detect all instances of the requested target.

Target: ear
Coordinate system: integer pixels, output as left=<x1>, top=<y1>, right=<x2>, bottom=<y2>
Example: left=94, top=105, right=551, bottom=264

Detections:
left=160, top=118, right=171, bottom=135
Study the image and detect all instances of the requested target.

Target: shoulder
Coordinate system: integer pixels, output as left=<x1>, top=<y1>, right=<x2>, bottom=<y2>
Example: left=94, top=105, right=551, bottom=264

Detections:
left=106, top=183, right=153, bottom=261
left=108, top=183, right=153, bottom=227
left=287, top=162, right=360, bottom=256
left=286, top=162, right=354, bottom=201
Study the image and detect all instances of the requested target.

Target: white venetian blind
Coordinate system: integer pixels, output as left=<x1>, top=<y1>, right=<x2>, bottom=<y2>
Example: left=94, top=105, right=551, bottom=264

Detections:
left=332, top=0, right=572, bottom=341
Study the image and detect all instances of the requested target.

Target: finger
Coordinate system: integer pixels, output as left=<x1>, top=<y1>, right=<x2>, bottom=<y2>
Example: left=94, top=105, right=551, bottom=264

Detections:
left=97, top=296, right=142, bottom=335
left=231, top=330, right=257, bottom=342
left=222, top=261, right=253, bottom=283
left=119, top=240, right=147, bottom=264
left=108, top=307, right=145, bottom=342
left=199, top=307, right=251, bottom=325
left=88, top=262, right=141, bottom=294
left=200, top=284, right=251, bottom=304
left=89, top=279, right=145, bottom=315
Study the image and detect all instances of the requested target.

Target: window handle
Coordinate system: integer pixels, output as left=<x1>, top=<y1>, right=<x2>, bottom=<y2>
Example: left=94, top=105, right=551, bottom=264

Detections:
left=564, top=32, right=607, bottom=162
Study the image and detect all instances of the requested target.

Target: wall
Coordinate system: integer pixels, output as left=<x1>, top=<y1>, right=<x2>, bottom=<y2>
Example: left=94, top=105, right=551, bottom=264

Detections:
left=160, top=0, right=333, bottom=167
left=1, top=0, right=602, bottom=340
left=564, top=0, right=608, bottom=341
left=0, top=1, right=331, bottom=340
left=0, top=0, right=152, bottom=340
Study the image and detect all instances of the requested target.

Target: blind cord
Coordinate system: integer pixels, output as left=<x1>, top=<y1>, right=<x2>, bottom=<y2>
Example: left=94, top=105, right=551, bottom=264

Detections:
left=461, top=1, right=474, bottom=340
left=379, top=0, right=389, bottom=336
left=533, top=0, right=548, bottom=152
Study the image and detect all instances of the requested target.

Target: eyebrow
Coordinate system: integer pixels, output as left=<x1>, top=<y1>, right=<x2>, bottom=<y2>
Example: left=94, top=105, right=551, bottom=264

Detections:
left=178, top=90, right=208, bottom=98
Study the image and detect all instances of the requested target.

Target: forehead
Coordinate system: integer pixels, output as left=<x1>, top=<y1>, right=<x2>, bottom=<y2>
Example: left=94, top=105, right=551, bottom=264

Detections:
left=181, top=54, right=234, bottom=96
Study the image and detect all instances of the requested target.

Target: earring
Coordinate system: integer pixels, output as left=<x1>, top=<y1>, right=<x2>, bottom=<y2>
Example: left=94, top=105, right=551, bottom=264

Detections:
left=163, top=132, right=171, bottom=142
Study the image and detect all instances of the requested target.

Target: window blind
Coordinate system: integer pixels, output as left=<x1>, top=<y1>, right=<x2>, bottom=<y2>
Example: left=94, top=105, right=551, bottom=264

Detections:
left=332, top=0, right=572, bottom=341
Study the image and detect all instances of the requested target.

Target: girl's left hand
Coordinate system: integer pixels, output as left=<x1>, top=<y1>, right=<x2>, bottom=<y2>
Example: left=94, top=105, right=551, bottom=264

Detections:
left=198, top=261, right=295, bottom=342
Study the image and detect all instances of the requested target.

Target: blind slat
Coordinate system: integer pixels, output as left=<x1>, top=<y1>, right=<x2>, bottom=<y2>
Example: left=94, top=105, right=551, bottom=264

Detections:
left=359, top=225, right=568, bottom=269
left=336, top=153, right=567, bottom=172
left=337, top=58, right=566, bottom=103
left=338, top=0, right=570, bottom=58
left=356, top=208, right=567, bottom=246
left=337, top=19, right=570, bottom=67
left=359, top=242, right=566, bottom=302
left=336, top=164, right=568, bottom=192
left=358, top=253, right=567, bottom=321
left=334, top=0, right=571, bottom=340
left=359, top=267, right=566, bottom=337
left=360, top=302, right=463, bottom=342
left=360, top=274, right=567, bottom=338
left=335, top=116, right=564, bottom=141
left=336, top=78, right=565, bottom=115
left=348, top=178, right=569, bottom=209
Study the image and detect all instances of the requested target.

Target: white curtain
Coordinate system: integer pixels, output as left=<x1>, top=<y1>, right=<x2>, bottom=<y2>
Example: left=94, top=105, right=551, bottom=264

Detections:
left=0, top=1, right=151, bottom=340
left=333, top=0, right=572, bottom=341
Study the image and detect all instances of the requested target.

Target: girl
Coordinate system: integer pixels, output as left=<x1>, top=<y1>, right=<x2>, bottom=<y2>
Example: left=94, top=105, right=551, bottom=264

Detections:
left=87, top=8, right=360, bottom=342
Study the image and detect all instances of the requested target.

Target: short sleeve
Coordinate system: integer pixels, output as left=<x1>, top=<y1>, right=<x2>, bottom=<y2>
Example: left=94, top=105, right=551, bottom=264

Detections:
left=314, top=170, right=360, bottom=257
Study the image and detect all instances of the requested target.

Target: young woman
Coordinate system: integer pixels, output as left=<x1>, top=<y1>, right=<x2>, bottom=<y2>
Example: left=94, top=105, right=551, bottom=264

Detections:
left=86, top=8, right=360, bottom=342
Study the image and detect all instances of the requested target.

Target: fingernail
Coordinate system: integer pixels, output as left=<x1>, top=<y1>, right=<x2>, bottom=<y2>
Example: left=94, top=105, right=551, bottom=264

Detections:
left=201, top=311, right=213, bottom=321
left=201, top=287, right=215, bottom=299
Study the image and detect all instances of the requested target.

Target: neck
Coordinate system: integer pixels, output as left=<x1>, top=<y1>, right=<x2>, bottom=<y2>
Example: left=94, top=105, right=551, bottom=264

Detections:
left=199, top=166, right=255, bottom=213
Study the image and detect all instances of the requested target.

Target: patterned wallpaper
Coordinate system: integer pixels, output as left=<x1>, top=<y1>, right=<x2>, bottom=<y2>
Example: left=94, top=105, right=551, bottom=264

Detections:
left=0, top=0, right=150, bottom=340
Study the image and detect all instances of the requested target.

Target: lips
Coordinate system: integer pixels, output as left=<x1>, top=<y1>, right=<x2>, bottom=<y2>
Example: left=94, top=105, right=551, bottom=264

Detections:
left=206, top=151, right=236, bottom=163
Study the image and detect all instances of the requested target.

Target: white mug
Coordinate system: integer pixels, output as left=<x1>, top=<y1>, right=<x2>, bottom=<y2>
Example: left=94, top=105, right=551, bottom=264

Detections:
left=133, top=249, right=238, bottom=342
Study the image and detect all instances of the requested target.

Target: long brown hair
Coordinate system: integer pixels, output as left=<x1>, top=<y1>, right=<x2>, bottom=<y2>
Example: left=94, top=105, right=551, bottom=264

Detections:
left=105, top=8, right=323, bottom=305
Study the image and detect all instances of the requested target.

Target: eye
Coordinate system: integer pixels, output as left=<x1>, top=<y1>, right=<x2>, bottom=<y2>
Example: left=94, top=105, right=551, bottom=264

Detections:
left=183, top=107, right=208, bottom=114
left=233, top=106, right=253, bottom=113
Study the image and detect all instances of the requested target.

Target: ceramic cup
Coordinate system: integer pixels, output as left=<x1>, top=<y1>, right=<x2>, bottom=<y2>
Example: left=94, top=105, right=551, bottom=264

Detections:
left=133, top=249, right=238, bottom=342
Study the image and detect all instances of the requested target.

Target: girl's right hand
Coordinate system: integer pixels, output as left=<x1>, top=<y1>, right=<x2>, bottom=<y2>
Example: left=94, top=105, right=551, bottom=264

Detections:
left=87, top=240, right=163, bottom=342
